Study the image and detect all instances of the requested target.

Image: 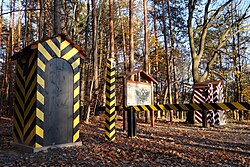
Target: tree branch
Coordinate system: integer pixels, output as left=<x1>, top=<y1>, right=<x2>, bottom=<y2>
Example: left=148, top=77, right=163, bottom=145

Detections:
left=0, top=8, right=41, bottom=17
left=188, top=0, right=198, bottom=59
left=207, top=0, right=234, bottom=24
left=200, top=24, right=250, bottom=81
left=197, top=0, right=233, bottom=58
left=197, top=0, right=211, bottom=59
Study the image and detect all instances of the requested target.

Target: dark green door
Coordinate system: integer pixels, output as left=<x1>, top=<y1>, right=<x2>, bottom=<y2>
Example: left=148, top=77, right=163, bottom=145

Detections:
left=44, top=58, right=73, bottom=146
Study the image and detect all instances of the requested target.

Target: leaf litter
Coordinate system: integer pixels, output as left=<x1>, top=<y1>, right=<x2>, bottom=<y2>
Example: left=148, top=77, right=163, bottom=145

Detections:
left=0, top=115, right=249, bottom=166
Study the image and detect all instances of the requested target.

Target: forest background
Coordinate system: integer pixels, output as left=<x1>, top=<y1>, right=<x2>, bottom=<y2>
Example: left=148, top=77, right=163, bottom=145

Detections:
left=0, top=0, right=249, bottom=122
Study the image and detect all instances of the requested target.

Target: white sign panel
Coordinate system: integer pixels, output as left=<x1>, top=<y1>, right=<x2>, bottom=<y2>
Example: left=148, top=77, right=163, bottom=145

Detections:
left=126, top=80, right=152, bottom=106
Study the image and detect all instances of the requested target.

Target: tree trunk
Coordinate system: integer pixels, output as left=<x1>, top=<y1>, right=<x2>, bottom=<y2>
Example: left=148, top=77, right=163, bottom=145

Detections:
left=92, top=0, right=98, bottom=90
left=0, top=0, right=2, bottom=52
left=129, top=0, right=134, bottom=81
left=85, top=0, right=90, bottom=54
left=80, top=60, right=85, bottom=108
left=153, top=0, right=161, bottom=119
left=28, top=1, right=32, bottom=43
left=98, top=29, right=106, bottom=108
left=0, top=0, right=3, bottom=108
left=167, top=0, right=179, bottom=119
left=161, top=0, right=173, bottom=122
left=17, top=0, right=21, bottom=50
left=153, top=0, right=159, bottom=87
left=86, top=76, right=94, bottom=123
left=24, top=0, right=28, bottom=46
left=236, top=26, right=243, bottom=121
left=118, top=0, right=127, bottom=74
left=54, top=0, right=61, bottom=34
left=39, top=0, right=43, bottom=39
left=99, top=29, right=103, bottom=74
left=143, top=0, right=149, bottom=74
left=0, top=0, right=2, bottom=53
left=43, top=0, right=51, bottom=38
left=37, top=0, right=40, bottom=40
left=143, top=0, right=150, bottom=123
left=73, top=2, right=80, bottom=43
left=85, top=0, right=99, bottom=123
left=83, top=0, right=90, bottom=122
left=109, top=0, right=115, bottom=59
left=167, top=0, right=178, bottom=104
left=5, top=0, right=14, bottom=116
left=2, top=34, right=10, bottom=112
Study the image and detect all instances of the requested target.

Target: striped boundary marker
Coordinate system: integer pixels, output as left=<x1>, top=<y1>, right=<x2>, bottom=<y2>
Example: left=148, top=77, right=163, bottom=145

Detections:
left=105, top=58, right=116, bottom=141
left=193, top=88, right=206, bottom=123
left=214, top=82, right=225, bottom=125
left=207, top=83, right=214, bottom=125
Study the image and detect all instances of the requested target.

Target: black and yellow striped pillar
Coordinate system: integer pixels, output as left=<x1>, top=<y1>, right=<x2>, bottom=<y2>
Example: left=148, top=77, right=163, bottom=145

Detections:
left=105, top=58, right=116, bottom=141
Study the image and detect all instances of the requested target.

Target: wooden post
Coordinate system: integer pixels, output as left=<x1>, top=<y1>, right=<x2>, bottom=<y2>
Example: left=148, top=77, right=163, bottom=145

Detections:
left=133, top=107, right=136, bottom=136
left=128, top=107, right=136, bottom=137
left=150, top=110, right=154, bottom=127
left=150, top=81, right=154, bottom=127
left=128, top=107, right=133, bottom=137
left=202, top=110, right=207, bottom=128
left=123, top=77, right=128, bottom=131
left=138, top=71, right=141, bottom=82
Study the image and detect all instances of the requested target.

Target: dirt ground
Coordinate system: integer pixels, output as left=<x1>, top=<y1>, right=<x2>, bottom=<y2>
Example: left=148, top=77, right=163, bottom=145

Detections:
left=0, top=115, right=249, bottom=166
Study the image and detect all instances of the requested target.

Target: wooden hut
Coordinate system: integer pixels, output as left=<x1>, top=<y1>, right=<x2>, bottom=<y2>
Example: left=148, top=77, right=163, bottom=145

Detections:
left=11, top=34, right=85, bottom=151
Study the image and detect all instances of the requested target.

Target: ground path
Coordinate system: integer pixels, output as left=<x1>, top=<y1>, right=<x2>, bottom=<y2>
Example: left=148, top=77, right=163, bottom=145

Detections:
left=0, top=116, right=249, bottom=166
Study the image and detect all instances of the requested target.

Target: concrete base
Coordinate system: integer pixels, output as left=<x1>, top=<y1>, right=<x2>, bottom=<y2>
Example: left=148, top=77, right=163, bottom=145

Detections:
left=12, top=141, right=82, bottom=153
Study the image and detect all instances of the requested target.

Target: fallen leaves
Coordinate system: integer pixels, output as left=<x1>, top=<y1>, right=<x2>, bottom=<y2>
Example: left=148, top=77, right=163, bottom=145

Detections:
left=0, top=116, right=250, bottom=166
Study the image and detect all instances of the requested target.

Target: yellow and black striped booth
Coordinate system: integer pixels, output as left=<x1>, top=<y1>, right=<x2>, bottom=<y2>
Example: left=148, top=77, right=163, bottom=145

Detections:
left=12, top=34, right=85, bottom=150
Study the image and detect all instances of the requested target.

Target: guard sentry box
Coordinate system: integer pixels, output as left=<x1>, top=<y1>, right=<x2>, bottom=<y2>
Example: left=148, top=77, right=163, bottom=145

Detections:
left=12, top=34, right=84, bottom=151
